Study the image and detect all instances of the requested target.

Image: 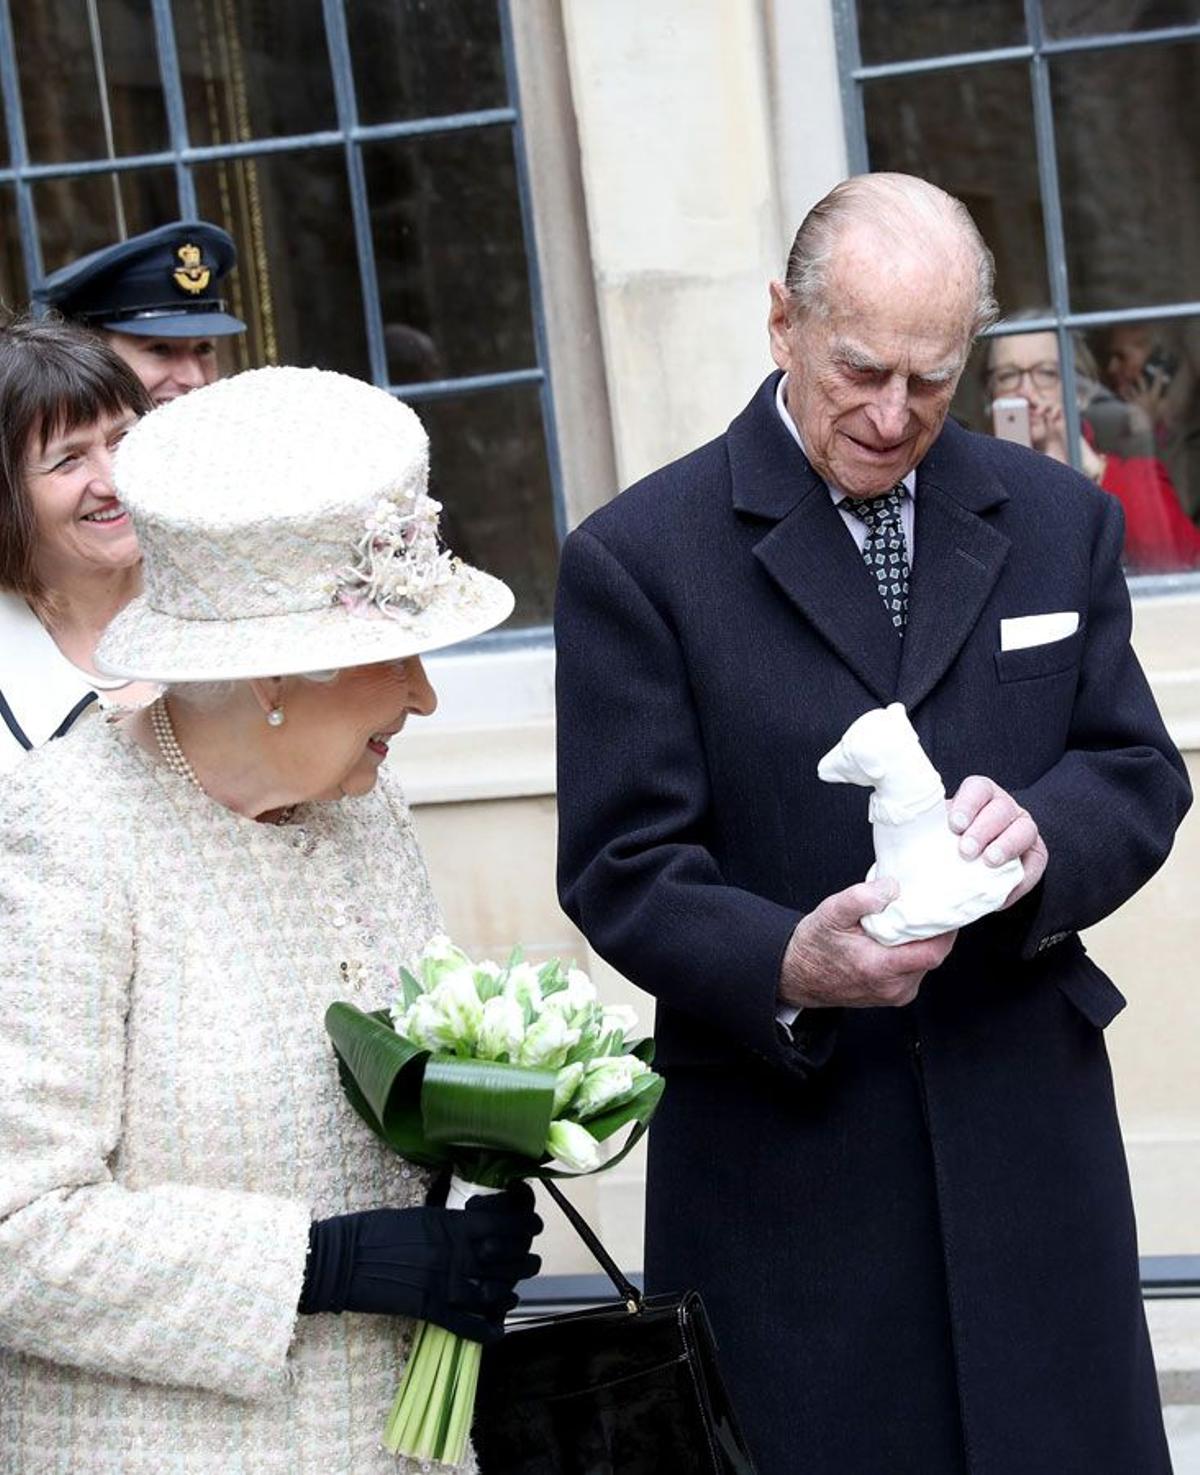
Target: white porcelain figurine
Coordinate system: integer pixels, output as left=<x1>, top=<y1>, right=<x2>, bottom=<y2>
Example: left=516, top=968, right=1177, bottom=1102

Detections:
left=817, top=702, right=1025, bottom=946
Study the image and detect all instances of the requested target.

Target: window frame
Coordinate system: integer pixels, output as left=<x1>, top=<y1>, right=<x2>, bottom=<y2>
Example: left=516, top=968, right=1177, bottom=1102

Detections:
left=830, top=1, right=1200, bottom=599
left=0, top=0, right=610, bottom=650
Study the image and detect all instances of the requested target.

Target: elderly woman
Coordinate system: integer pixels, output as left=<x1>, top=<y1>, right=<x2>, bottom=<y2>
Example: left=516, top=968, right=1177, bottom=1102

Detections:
left=0, top=366, right=540, bottom=1475
left=984, top=325, right=1200, bottom=573
left=0, top=316, right=160, bottom=773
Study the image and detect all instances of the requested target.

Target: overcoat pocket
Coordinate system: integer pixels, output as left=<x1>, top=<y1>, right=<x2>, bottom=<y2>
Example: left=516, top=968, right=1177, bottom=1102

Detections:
left=1055, top=952, right=1127, bottom=1030
left=994, top=624, right=1085, bottom=683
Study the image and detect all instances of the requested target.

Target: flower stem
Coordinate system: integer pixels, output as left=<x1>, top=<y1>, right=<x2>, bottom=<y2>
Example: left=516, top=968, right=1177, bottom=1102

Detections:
left=383, top=1320, right=480, bottom=1465
left=382, top=1174, right=506, bottom=1462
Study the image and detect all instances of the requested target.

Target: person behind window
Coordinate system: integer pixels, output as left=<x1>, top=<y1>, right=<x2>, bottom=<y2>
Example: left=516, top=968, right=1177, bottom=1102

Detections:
left=0, top=316, right=161, bottom=775
left=984, top=327, right=1200, bottom=573
left=0, top=365, right=540, bottom=1475
left=33, top=220, right=246, bottom=407
left=1099, top=319, right=1200, bottom=523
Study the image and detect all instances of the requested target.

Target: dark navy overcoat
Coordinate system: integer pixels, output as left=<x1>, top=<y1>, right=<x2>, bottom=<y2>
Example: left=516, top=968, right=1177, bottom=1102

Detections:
left=555, top=373, right=1192, bottom=1475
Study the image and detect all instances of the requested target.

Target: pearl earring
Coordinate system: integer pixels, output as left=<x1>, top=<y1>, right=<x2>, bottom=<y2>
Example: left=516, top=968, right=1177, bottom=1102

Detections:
left=266, top=705, right=285, bottom=727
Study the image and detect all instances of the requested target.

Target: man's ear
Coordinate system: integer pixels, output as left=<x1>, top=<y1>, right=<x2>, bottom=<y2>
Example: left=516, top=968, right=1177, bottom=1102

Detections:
left=248, top=676, right=285, bottom=715
left=768, top=280, right=795, bottom=372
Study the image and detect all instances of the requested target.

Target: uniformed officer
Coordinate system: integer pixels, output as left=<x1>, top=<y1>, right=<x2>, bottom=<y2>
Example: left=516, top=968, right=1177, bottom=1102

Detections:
left=34, top=220, right=245, bottom=406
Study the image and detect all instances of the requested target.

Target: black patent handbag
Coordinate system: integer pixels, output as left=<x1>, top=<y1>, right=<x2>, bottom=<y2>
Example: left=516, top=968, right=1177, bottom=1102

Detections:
left=473, top=1180, right=759, bottom=1475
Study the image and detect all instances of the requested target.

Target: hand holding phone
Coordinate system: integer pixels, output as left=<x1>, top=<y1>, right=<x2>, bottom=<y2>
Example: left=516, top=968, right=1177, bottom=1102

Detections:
left=992, top=396, right=1031, bottom=447
left=1142, top=347, right=1178, bottom=391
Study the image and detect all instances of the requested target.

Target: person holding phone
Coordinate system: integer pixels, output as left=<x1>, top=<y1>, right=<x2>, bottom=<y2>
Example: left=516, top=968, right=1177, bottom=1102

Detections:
left=1101, top=320, right=1199, bottom=520
left=984, top=328, right=1200, bottom=572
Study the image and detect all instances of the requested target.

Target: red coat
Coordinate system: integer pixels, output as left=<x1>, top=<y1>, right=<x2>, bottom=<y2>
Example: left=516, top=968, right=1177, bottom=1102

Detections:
left=1100, top=453, right=1200, bottom=572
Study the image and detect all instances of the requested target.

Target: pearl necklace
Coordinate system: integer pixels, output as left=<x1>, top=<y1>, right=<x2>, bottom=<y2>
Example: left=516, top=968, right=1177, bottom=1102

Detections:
left=149, top=695, right=298, bottom=828
left=150, top=696, right=203, bottom=790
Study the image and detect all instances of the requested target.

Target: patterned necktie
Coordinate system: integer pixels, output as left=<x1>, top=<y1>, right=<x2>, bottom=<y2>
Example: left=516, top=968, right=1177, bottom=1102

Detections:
left=841, top=487, right=910, bottom=634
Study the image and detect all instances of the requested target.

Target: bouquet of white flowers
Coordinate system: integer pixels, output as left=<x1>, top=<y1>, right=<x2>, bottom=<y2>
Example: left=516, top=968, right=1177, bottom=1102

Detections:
left=324, top=935, right=663, bottom=1468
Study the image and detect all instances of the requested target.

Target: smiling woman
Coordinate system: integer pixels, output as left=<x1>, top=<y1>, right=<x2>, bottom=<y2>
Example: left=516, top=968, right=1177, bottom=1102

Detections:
left=107, top=333, right=220, bottom=405
left=161, top=657, right=440, bottom=817
left=0, top=315, right=157, bottom=774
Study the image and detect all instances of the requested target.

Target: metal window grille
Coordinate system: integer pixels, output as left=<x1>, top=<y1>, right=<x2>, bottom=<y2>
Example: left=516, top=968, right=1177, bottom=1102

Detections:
left=0, top=0, right=563, bottom=646
left=831, top=2, right=1200, bottom=596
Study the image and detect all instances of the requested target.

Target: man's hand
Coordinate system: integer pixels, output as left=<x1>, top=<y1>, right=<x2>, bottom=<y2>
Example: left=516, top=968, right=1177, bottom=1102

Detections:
left=779, top=880, right=957, bottom=1009
left=947, top=775, right=1048, bottom=908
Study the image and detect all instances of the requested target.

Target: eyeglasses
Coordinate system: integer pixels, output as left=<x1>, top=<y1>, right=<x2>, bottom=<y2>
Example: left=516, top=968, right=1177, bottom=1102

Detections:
left=988, top=363, right=1061, bottom=393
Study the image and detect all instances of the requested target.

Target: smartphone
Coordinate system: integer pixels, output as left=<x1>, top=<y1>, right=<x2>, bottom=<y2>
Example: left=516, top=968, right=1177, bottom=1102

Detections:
left=992, top=396, right=1031, bottom=447
left=1142, top=347, right=1179, bottom=392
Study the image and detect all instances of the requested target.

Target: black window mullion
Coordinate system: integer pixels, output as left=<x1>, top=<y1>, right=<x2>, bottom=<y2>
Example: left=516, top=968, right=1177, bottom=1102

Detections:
left=0, top=0, right=43, bottom=288
left=389, top=367, right=544, bottom=404
left=320, top=0, right=388, bottom=388
left=0, top=111, right=520, bottom=189
left=1041, top=21, right=1200, bottom=57
left=832, top=0, right=869, bottom=172
left=149, top=0, right=197, bottom=218
left=1023, top=0, right=1085, bottom=474
left=848, top=23, right=1200, bottom=84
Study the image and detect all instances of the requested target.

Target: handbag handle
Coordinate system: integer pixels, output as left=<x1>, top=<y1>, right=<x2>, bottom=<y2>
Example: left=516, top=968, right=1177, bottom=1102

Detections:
left=540, top=1177, right=644, bottom=1313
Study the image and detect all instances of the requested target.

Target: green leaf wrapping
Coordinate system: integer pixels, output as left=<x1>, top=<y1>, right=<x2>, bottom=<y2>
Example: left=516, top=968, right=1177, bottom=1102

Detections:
left=325, top=1004, right=663, bottom=1184
left=326, top=1003, right=448, bottom=1165
left=420, top=1057, right=557, bottom=1158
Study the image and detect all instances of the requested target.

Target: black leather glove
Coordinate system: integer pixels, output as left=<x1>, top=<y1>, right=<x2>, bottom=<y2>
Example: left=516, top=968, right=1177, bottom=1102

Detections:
left=298, top=1182, right=542, bottom=1343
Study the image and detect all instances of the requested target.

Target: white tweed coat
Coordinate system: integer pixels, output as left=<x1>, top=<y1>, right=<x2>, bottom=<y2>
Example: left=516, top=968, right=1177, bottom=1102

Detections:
left=0, top=715, right=475, bottom=1475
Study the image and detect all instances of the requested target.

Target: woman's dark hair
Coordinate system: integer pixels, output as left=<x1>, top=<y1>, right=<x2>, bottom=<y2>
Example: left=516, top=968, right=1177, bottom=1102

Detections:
left=0, top=313, right=153, bottom=607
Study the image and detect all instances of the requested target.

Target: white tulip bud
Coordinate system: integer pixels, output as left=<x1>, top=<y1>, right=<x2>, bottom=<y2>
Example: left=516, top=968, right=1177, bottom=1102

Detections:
left=504, top=962, right=545, bottom=1018
left=476, top=994, right=526, bottom=1061
left=547, top=1119, right=603, bottom=1172
left=552, top=1061, right=585, bottom=1115
left=518, top=1010, right=579, bottom=1069
left=572, top=1055, right=649, bottom=1119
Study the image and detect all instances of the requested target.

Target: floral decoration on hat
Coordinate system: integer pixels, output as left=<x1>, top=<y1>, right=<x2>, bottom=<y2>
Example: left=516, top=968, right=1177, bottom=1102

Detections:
left=335, top=495, right=457, bottom=619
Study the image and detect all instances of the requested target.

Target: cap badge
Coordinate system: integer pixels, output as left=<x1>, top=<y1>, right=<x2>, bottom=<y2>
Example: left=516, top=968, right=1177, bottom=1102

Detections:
left=172, top=243, right=211, bottom=296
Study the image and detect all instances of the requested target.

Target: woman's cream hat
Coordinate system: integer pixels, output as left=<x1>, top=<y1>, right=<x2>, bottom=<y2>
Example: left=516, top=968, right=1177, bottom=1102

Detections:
left=96, top=365, right=514, bottom=682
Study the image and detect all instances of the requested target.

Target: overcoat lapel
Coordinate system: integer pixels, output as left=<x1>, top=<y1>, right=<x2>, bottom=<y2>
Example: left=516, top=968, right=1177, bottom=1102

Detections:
left=752, top=496, right=904, bottom=704
left=898, top=426, right=1012, bottom=713
left=729, top=375, right=903, bottom=704
left=729, top=381, right=1012, bottom=710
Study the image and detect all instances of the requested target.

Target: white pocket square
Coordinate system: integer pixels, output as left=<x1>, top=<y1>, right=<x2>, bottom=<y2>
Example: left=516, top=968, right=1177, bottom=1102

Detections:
left=1000, top=612, right=1080, bottom=651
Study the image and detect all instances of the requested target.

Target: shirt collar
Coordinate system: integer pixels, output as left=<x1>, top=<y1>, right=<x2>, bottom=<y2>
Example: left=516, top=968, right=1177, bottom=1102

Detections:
left=775, top=372, right=917, bottom=505
left=0, top=590, right=102, bottom=747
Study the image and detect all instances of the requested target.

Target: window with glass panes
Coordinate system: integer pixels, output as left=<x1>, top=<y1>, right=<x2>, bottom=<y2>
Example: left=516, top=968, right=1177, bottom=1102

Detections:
left=832, top=0, right=1200, bottom=582
left=0, top=0, right=563, bottom=631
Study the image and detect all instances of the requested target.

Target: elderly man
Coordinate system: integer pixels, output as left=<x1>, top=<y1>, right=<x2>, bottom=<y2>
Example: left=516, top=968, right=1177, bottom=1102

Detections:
left=555, top=173, right=1191, bottom=1475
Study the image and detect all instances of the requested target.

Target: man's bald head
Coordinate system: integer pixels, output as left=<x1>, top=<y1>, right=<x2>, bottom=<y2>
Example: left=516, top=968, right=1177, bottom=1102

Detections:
left=784, top=173, right=997, bottom=341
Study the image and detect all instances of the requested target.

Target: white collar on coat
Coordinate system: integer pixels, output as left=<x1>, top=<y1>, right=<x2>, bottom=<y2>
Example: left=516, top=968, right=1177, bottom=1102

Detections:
left=0, top=591, right=101, bottom=769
